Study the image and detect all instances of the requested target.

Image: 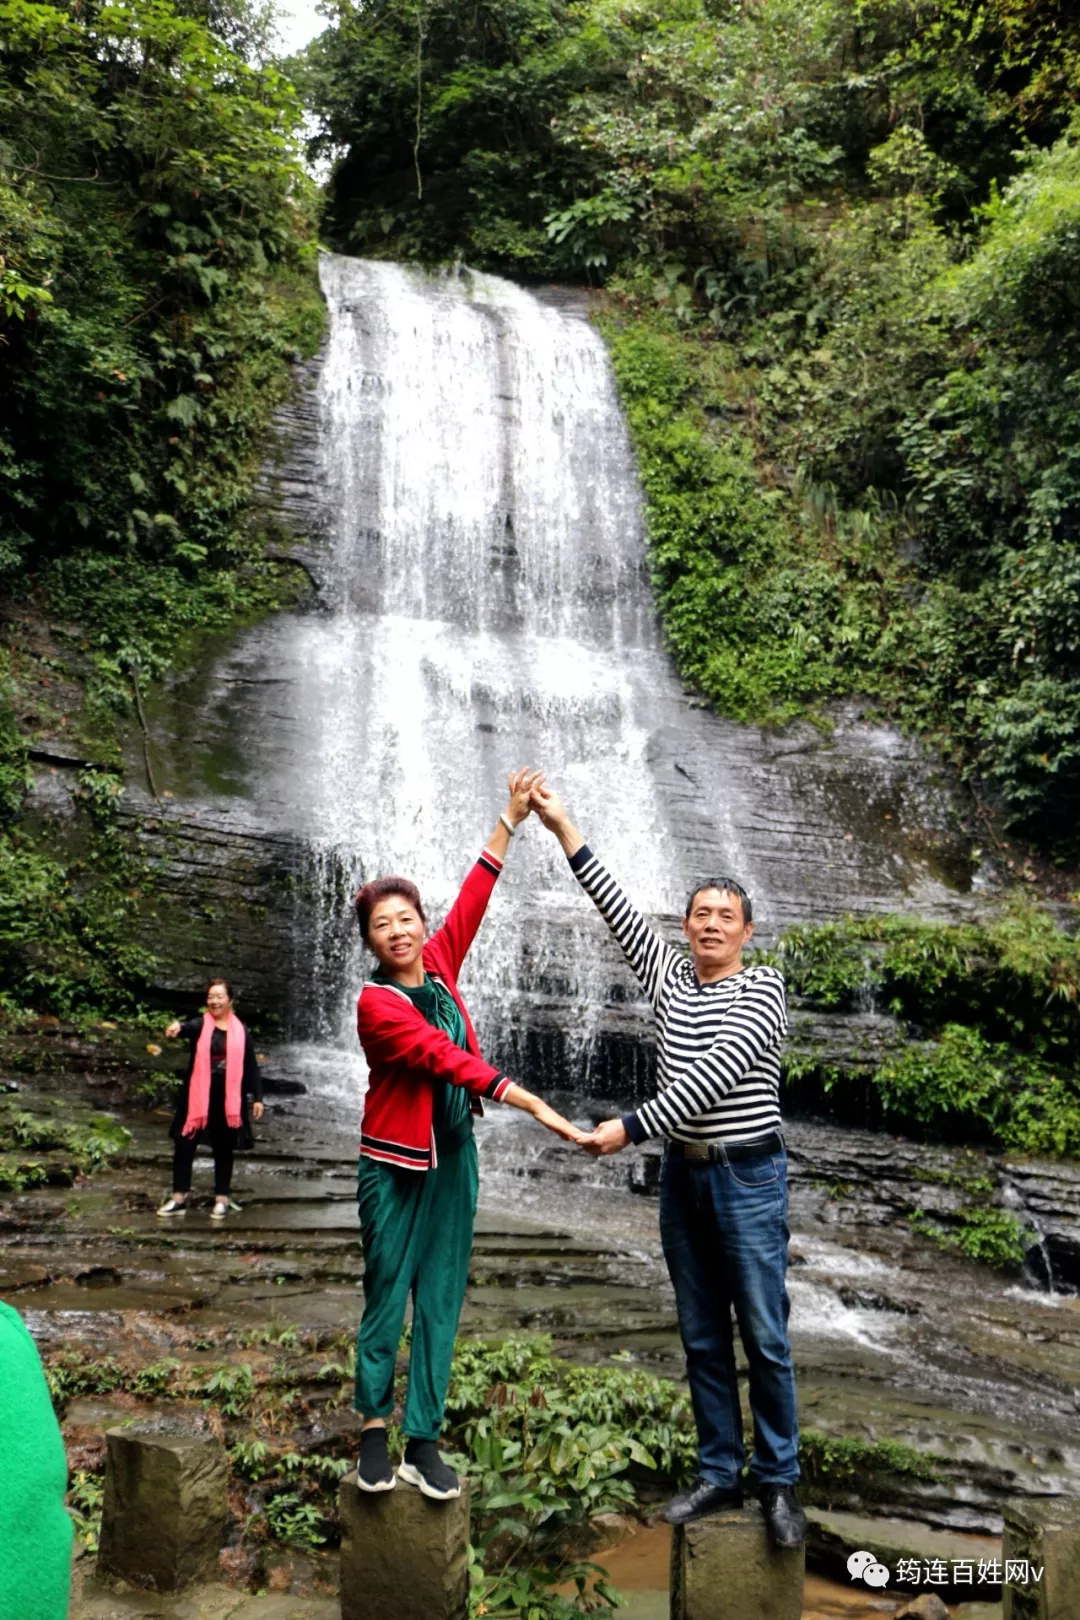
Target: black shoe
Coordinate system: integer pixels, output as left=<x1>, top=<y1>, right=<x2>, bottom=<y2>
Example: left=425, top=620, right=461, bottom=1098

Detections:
left=398, top=1438, right=461, bottom=1501
left=758, top=1483, right=807, bottom=1547
left=661, top=1478, right=743, bottom=1526
left=357, top=1428, right=395, bottom=1493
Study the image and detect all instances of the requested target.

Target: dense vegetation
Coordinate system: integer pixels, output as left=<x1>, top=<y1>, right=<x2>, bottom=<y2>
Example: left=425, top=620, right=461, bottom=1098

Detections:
left=773, top=896, right=1080, bottom=1157
left=0, top=1092, right=130, bottom=1189
left=305, top=0, right=1080, bottom=855
left=0, top=0, right=322, bottom=1014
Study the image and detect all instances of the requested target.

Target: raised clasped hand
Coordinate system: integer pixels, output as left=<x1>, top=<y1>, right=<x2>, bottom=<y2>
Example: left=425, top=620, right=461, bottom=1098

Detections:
left=529, top=780, right=566, bottom=830
left=578, top=1119, right=630, bottom=1158
left=506, top=766, right=545, bottom=828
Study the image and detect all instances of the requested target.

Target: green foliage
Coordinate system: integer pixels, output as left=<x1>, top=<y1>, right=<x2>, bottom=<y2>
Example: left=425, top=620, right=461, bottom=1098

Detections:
left=44, top=1350, right=125, bottom=1407
left=468, top=1545, right=623, bottom=1620
left=602, top=317, right=890, bottom=723
left=264, top=1492, right=328, bottom=1550
left=0, top=652, right=30, bottom=825
left=303, top=0, right=630, bottom=274
left=445, top=1336, right=667, bottom=1609
left=876, top=1027, right=1080, bottom=1156
left=200, top=1362, right=257, bottom=1417
left=43, top=549, right=310, bottom=713
left=776, top=899, right=1080, bottom=1051
left=798, top=1429, right=939, bottom=1507
left=41, top=1328, right=941, bottom=1602
left=67, top=1469, right=104, bottom=1553
left=302, top=0, right=1080, bottom=853
left=0, top=1097, right=130, bottom=1188
left=0, top=766, right=157, bottom=1016
left=774, top=901, right=1080, bottom=1156
left=909, top=1205, right=1034, bottom=1269
left=0, top=0, right=321, bottom=578
left=443, top=1336, right=932, bottom=1606
left=0, top=0, right=324, bottom=1019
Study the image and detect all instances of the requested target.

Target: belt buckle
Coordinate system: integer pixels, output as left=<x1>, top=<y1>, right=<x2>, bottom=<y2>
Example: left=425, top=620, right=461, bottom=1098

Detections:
left=682, top=1140, right=712, bottom=1162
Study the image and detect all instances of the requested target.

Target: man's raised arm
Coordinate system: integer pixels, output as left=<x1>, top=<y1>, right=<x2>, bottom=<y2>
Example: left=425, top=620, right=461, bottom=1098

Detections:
left=531, top=783, right=678, bottom=1011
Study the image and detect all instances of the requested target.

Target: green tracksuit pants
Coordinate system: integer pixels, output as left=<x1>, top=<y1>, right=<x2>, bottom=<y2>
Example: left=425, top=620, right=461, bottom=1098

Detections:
left=354, top=1134, right=479, bottom=1439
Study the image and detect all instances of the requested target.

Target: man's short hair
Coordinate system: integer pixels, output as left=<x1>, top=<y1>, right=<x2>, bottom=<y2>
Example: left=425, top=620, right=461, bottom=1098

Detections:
left=684, top=878, right=753, bottom=925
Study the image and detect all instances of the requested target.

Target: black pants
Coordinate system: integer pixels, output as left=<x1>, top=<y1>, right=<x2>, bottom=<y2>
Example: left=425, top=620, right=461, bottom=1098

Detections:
left=172, top=1133, right=235, bottom=1196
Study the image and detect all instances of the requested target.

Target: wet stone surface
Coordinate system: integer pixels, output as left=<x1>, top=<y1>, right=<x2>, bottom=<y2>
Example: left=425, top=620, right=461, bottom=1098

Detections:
left=6, top=1056, right=1080, bottom=1543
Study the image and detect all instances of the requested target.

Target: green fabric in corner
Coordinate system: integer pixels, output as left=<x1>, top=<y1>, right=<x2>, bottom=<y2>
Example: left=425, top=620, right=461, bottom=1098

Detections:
left=0, top=1300, right=73, bottom=1620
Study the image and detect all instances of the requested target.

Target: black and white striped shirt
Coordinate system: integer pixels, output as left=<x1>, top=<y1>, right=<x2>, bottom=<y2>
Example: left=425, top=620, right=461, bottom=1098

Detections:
left=568, top=846, right=787, bottom=1145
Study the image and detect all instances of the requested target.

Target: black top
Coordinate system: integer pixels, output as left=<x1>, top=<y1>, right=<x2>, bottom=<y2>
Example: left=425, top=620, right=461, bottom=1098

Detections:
left=168, top=1016, right=263, bottom=1148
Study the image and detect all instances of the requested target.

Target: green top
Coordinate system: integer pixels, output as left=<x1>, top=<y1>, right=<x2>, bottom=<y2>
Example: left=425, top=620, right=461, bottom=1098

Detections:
left=374, top=969, right=473, bottom=1147
left=0, top=1301, right=73, bottom=1620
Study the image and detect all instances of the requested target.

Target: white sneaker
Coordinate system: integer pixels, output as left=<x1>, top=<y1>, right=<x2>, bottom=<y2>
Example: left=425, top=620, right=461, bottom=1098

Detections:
left=157, top=1197, right=187, bottom=1216
left=210, top=1199, right=228, bottom=1221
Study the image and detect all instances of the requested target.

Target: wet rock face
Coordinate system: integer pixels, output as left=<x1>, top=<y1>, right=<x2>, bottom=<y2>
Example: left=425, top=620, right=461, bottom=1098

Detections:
left=114, top=796, right=340, bottom=1032
left=24, top=763, right=323, bottom=1028
left=115, top=256, right=986, bottom=1043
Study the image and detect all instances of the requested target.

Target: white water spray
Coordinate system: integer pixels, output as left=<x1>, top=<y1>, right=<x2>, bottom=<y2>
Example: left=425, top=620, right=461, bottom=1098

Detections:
left=281, top=256, right=752, bottom=1077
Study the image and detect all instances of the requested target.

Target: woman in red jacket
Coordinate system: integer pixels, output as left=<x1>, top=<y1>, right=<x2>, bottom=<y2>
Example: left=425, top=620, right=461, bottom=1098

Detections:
left=353, top=769, right=583, bottom=1500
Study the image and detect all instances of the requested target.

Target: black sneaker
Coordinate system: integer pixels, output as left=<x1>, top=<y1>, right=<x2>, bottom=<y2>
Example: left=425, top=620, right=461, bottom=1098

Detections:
left=758, top=1483, right=807, bottom=1547
left=398, top=1438, right=461, bottom=1500
left=357, top=1427, right=395, bottom=1493
left=661, top=1478, right=743, bottom=1525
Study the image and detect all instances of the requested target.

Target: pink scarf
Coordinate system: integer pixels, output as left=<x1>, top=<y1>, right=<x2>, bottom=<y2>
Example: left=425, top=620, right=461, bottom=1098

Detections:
left=183, top=1011, right=244, bottom=1137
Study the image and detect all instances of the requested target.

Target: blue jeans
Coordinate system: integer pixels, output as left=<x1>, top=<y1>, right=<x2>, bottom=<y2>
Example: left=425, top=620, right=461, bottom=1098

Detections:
left=659, top=1147, right=798, bottom=1489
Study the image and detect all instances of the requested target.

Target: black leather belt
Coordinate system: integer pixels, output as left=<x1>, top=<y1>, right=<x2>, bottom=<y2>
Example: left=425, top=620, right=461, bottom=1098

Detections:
left=667, top=1130, right=784, bottom=1163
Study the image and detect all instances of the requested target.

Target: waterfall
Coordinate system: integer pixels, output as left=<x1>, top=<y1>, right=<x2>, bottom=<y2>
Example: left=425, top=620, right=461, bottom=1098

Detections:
left=159, top=252, right=973, bottom=1097
left=281, top=256, right=725, bottom=1083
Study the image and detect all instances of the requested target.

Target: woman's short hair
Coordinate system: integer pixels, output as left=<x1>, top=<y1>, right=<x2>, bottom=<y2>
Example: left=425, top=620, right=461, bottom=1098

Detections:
left=354, top=877, right=425, bottom=941
left=207, top=978, right=236, bottom=1001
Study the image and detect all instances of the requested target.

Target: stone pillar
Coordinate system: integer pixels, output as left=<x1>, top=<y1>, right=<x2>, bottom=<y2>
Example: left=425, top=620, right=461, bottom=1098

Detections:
left=339, top=1475, right=471, bottom=1620
left=97, top=1424, right=228, bottom=1590
left=1003, top=1497, right=1080, bottom=1620
left=671, top=1505, right=804, bottom=1620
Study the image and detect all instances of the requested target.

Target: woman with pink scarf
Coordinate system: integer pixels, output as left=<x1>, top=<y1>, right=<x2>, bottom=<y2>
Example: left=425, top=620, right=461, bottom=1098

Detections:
left=157, top=978, right=263, bottom=1220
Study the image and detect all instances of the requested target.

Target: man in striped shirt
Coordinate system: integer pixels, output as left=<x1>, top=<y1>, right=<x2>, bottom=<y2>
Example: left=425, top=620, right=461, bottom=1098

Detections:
left=533, top=784, right=805, bottom=1548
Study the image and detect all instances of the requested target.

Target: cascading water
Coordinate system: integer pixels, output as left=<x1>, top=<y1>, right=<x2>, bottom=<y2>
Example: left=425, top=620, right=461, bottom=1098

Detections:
left=153, top=250, right=974, bottom=1100
left=279, top=255, right=739, bottom=1087
left=124, top=256, right=1080, bottom=1454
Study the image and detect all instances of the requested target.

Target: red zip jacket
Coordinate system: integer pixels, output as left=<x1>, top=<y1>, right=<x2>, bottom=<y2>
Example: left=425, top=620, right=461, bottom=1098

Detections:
left=356, top=848, right=513, bottom=1171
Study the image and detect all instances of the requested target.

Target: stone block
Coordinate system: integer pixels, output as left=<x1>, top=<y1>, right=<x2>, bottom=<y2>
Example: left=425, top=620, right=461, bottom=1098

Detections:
left=671, top=1504, right=804, bottom=1620
left=339, top=1474, right=471, bottom=1620
left=96, top=1422, right=228, bottom=1590
left=807, top=1506, right=1002, bottom=1595
left=1003, top=1497, right=1080, bottom=1620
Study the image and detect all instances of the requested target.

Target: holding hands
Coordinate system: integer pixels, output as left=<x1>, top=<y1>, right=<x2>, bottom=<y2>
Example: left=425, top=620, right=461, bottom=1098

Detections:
left=520, top=1096, right=629, bottom=1158
left=506, top=766, right=545, bottom=828
left=488, top=767, right=545, bottom=864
